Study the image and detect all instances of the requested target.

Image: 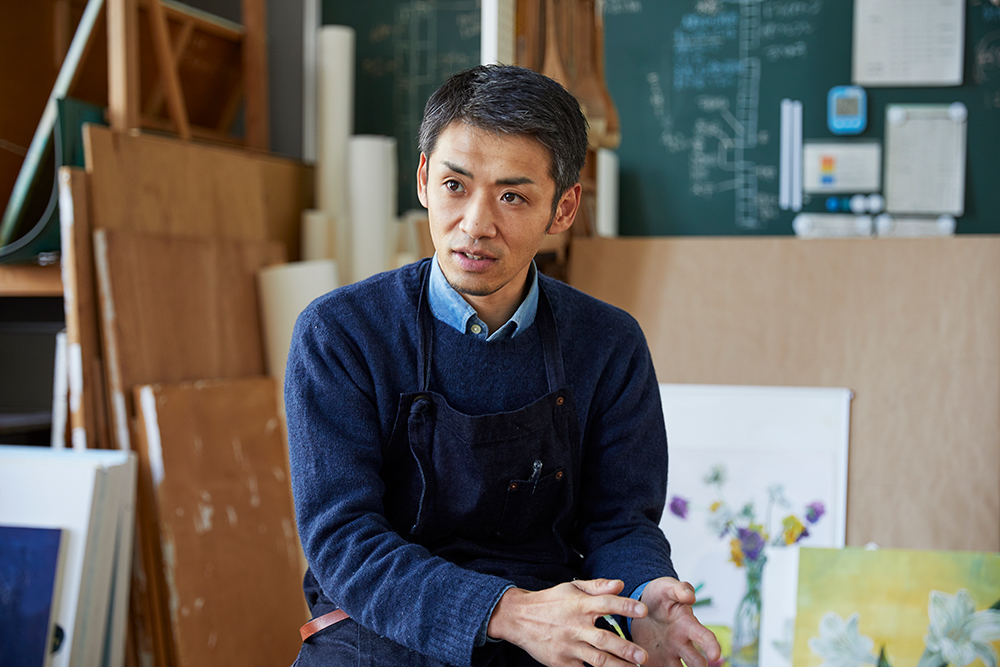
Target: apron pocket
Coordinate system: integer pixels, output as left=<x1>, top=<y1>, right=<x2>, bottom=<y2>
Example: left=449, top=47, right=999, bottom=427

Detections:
left=495, top=467, right=565, bottom=545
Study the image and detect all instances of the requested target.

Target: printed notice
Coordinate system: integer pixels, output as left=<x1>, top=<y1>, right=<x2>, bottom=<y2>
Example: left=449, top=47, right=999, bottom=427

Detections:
left=852, top=0, right=965, bottom=86
left=884, top=104, right=967, bottom=216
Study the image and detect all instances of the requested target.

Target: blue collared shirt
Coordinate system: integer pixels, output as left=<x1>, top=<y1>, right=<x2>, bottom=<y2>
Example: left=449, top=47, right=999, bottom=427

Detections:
left=427, top=253, right=538, bottom=341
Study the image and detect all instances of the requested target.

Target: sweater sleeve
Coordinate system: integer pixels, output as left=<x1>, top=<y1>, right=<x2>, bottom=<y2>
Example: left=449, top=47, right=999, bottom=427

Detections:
left=573, top=316, right=677, bottom=599
left=285, top=304, right=512, bottom=667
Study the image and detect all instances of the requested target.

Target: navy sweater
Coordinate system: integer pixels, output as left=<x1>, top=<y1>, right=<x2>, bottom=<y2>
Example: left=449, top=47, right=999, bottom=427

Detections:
left=285, top=261, right=675, bottom=666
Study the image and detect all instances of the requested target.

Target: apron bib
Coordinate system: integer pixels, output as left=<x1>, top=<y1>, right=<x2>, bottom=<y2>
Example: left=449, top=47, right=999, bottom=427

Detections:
left=381, top=262, right=582, bottom=584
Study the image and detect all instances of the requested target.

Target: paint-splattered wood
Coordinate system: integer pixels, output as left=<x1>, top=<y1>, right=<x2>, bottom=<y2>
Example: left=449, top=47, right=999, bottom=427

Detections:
left=83, top=124, right=312, bottom=261
left=93, top=229, right=284, bottom=667
left=58, top=166, right=110, bottom=450
left=568, top=236, right=1000, bottom=553
left=132, top=377, right=306, bottom=667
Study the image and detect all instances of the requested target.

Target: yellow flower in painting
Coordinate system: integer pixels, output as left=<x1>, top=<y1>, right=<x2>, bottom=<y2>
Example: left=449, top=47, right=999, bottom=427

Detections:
left=710, top=501, right=723, bottom=513
left=781, top=515, right=806, bottom=545
left=730, top=537, right=745, bottom=567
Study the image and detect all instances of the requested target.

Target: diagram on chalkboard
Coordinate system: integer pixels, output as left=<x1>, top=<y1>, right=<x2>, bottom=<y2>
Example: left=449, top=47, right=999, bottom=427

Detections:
left=641, top=1, right=824, bottom=231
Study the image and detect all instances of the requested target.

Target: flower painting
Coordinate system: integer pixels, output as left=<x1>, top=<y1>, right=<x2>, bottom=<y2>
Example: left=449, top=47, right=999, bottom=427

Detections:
left=657, top=384, right=851, bottom=666
left=794, top=548, right=1000, bottom=667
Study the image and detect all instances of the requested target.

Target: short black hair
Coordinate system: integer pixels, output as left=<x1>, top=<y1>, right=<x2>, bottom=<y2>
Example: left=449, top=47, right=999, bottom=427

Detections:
left=418, top=65, right=588, bottom=206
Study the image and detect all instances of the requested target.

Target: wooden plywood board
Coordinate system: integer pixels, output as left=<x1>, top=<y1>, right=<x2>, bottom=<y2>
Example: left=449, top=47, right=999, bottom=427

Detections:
left=132, top=377, right=306, bottom=667
left=93, top=229, right=284, bottom=452
left=93, top=230, right=283, bottom=667
left=567, top=236, right=1000, bottom=552
left=84, top=125, right=313, bottom=261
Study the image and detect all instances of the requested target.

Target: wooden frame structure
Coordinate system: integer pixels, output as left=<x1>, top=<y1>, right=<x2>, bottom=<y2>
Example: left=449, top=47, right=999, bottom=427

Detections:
left=107, top=0, right=269, bottom=149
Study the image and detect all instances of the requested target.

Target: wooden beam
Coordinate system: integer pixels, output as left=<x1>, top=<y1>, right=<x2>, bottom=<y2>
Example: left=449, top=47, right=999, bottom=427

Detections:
left=108, top=0, right=140, bottom=131
left=0, top=264, right=62, bottom=296
left=241, top=0, right=269, bottom=150
left=147, top=0, right=191, bottom=139
left=142, top=18, right=194, bottom=117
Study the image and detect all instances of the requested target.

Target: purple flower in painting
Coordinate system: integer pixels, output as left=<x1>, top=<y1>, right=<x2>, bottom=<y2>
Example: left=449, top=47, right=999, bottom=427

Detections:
left=805, top=501, right=826, bottom=524
left=738, top=526, right=766, bottom=562
left=669, top=496, right=690, bottom=519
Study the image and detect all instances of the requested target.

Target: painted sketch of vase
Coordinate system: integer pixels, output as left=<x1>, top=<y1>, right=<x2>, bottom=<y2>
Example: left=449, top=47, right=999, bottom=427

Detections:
left=731, top=555, right=765, bottom=667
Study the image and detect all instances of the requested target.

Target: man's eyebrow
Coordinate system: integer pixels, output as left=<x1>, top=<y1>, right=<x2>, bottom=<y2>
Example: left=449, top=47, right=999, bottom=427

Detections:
left=441, top=161, right=473, bottom=178
left=440, top=161, right=535, bottom=187
left=496, top=176, right=535, bottom=186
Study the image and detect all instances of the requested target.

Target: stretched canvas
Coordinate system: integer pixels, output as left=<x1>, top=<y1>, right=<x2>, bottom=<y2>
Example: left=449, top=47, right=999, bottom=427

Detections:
left=793, top=547, right=1000, bottom=667
left=0, top=526, right=66, bottom=667
left=656, top=384, right=851, bottom=664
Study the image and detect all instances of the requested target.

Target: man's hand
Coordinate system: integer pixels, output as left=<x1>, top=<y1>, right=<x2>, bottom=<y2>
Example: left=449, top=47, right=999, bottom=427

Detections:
left=630, top=577, right=722, bottom=667
left=487, top=578, right=649, bottom=667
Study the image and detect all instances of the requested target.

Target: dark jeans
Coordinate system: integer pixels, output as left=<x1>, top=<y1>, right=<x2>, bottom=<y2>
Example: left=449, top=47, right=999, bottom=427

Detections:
left=292, top=618, right=545, bottom=667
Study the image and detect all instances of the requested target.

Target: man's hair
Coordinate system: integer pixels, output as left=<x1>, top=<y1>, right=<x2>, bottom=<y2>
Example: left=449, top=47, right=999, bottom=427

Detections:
left=418, top=65, right=588, bottom=206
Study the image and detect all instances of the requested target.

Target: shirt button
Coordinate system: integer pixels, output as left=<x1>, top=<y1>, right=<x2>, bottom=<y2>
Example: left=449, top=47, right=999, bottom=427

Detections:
left=471, top=324, right=482, bottom=334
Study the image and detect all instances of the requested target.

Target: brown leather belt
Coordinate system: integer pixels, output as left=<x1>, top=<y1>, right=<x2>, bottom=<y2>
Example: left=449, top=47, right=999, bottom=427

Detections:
left=300, top=608, right=350, bottom=642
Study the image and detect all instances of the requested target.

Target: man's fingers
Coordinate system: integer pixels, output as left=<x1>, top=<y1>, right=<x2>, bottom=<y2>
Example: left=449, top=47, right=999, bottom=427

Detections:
left=572, top=578, right=625, bottom=596
left=568, top=579, right=647, bottom=620
left=580, top=627, right=647, bottom=666
left=691, top=623, right=722, bottom=662
left=663, top=579, right=698, bottom=605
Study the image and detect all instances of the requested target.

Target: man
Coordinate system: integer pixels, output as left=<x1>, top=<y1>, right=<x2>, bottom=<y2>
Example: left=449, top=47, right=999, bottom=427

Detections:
left=286, top=65, right=720, bottom=667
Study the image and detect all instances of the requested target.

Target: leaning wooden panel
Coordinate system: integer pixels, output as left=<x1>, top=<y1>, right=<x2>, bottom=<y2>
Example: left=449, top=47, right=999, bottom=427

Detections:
left=133, top=377, right=306, bottom=667
left=83, top=125, right=313, bottom=260
left=58, top=166, right=110, bottom=450
left=92, top=229, right=284, bottom=453
left=567, top=236, right=1000, bottom=552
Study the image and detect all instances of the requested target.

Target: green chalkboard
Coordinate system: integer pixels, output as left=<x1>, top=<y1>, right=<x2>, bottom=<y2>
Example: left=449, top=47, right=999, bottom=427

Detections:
left=603, top=0, right=1000, bottom=235
left=323, top=0, right=481, bottom=216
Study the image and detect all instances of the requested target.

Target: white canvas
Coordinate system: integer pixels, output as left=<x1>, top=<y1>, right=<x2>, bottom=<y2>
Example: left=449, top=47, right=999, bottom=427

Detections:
left=656, top=384, right=850, bottom=658
left=0, top=446, right=135, bottom=667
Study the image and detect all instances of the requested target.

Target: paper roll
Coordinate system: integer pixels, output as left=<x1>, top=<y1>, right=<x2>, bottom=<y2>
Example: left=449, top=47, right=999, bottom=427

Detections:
left=317, top=26, right=355, bottom=283
left=300, top=209, right=335, bottom=261
left=257, top=260, right=339, bottom=412
left=596, top=148, right=619, bottom=238
left=348, top=135, right=398, bottom=283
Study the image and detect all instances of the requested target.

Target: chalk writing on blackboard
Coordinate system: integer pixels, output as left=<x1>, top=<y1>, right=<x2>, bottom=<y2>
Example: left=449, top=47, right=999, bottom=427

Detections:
left=639, top=0, right=823, bottom=230
left=604, top=0, right=643, bottom=15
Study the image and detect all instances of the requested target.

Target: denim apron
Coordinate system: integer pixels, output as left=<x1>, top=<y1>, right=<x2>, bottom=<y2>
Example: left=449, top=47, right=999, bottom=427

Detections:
left=295, top=264, right=582, bottom=666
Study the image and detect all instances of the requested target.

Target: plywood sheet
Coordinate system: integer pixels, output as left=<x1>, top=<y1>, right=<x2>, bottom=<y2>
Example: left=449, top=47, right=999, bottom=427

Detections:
left=132, top=377, right=305, bottom=667
left=83, top=125, right=313, bottom=260
left=567, top=236, right=1000, bottom=552
left=93, top=229, right=284, bottom=452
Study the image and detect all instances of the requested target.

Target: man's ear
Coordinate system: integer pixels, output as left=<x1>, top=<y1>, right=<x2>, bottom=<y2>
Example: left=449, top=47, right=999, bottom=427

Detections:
left=547, top=183, right=582, bottom=235
left=416, top=153, right=429, bottom=208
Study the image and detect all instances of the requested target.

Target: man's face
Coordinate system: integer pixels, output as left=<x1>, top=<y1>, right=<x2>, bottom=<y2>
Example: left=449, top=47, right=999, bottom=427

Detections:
left=417, top=122, right=578, bottom=311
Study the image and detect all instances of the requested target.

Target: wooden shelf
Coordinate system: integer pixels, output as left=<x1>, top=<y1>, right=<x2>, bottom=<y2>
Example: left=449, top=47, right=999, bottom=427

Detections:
left=0, top=264, right=63, bottom=297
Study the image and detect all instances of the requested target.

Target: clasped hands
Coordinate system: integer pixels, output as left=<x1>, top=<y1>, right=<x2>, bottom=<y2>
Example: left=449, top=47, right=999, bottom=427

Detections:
left=487, top=577, right=722, bottom=667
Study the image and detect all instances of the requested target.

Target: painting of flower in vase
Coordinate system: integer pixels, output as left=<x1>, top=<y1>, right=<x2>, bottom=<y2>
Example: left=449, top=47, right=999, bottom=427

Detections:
left=657, top=384, right=851, bottom=666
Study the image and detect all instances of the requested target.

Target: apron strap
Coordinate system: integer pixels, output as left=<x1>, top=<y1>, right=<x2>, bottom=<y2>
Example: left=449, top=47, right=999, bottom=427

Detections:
left=415, top=260, right=434, bottom=392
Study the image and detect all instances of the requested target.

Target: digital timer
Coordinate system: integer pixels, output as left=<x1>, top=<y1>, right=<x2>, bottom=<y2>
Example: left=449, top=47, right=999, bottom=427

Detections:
left=828, top=85, right=867, bottom=135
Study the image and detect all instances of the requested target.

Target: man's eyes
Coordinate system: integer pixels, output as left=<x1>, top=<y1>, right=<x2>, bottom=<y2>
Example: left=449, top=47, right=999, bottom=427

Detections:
left=501, top=192, right=525, bottom=204
left=444, top=179, right=464, bottom=192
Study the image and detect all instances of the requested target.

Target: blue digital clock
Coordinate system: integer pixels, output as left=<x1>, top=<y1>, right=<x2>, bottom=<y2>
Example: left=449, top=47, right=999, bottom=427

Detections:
left=828, top=85, right=867, bottom=135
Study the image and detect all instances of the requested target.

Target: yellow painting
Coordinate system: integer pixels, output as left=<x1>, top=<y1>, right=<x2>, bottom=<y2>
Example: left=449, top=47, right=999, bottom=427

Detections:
left=793, top=548, right=1000, bottom=667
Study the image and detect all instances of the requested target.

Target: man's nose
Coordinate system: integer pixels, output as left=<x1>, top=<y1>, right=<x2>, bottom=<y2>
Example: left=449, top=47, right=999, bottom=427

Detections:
left=458, top=193, right=498, bottom=240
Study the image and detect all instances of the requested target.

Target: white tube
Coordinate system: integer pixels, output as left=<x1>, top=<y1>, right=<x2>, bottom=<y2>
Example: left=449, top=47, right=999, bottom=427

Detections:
left=348, top=136, right=398, bottom=283
left=317, top=26, right=355, bottom=283
left=595, top=148, right=619, bottom=238
left=257, top=260, right=339, bottom=413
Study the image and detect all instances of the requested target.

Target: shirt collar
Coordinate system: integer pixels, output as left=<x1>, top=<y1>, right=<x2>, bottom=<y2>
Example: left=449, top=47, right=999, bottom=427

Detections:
left=427, top=253, right=538, bottom=341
